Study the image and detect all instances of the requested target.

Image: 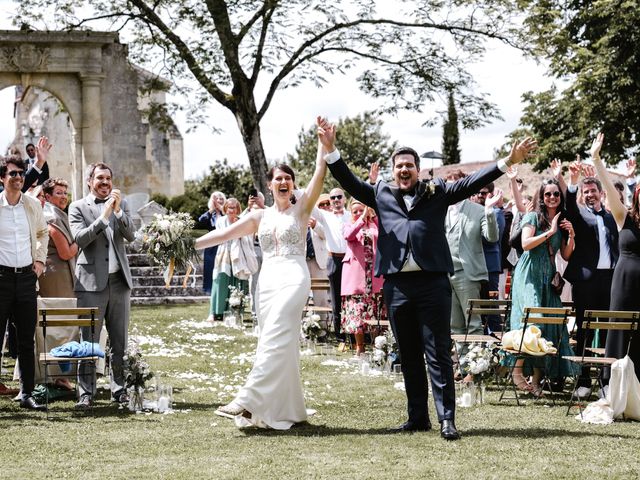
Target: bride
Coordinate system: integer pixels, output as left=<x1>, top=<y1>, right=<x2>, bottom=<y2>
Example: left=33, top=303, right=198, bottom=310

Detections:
left=194, top=118, right=329, bottom=429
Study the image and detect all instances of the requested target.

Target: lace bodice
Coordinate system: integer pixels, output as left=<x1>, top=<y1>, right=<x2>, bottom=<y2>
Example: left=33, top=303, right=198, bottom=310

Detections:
left=258, top=203, right=306, bottom=258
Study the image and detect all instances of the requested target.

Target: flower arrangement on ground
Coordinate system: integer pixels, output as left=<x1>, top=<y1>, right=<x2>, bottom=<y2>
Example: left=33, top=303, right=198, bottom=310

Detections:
left=301, top=311, right=327, bottom=343
left=459, top=342, right=500, bottom=381
left=124, top=338, right=154, bottom=407
left=138, top=211, right=198, bottom=287
left=228, top=285, right=246, bottom=310
left=371, top=330, right=399, bottom=368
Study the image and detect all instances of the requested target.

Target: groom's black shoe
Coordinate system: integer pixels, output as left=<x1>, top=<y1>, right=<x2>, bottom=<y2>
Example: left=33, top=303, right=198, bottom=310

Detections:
left=440, top=419, right=461, bottom=440
left=388, top=420, right=432, bottom=433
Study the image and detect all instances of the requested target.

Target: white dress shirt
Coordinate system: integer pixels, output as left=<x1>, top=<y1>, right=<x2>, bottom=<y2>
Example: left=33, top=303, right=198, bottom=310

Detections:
left=0, top=194, right=33, bottom=267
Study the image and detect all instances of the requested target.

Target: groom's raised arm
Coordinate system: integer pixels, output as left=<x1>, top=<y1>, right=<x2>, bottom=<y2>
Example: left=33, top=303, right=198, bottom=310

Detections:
left=317, top=117, right=376, bottom=208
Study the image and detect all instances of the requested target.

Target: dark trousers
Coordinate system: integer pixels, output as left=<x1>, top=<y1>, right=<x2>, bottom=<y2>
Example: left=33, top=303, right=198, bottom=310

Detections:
left=572, top=269, right=614, bottom=387
left=326, top=255, right=344, bottom=340
left=384, top=270, right=455, bottom=423
left=0, top=269, right=38, bottom=397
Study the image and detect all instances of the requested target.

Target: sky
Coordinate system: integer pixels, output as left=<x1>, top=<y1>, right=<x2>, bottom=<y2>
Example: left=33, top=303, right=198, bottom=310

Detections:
left=0, top=1, right=553, bottom=180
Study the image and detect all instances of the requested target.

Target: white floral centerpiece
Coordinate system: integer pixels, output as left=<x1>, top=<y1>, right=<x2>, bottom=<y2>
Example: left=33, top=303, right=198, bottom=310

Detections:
left=138, top=211, right=199, bottom=287
left=123, top=339, right=154, bottom=411
left=301, top=311, right=326, bottom=344
left=371, top=330, right=399, bottom=369
left=459, top=342, right=500, bottom=381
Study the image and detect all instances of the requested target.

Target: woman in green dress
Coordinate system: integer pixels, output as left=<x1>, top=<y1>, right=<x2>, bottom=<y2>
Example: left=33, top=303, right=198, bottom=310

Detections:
left=509, top=179, right=579, bottom=397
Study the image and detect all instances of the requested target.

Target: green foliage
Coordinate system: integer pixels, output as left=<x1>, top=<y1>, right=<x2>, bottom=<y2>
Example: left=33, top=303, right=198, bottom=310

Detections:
left=155, top=159, right=254, bottom=221
left=287, top=112, right=398, bottom=191
left=517, top=0, right=640, bottom=167
left=442, top=91, right=461, bottom=165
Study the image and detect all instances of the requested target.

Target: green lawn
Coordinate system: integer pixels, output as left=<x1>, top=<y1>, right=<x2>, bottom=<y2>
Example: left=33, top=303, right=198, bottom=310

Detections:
left=1, top=304, right=639, bottom=479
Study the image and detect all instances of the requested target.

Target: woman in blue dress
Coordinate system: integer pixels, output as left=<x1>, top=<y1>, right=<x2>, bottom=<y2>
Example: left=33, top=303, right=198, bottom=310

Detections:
left=509, top=179, right=579, bottom=397
left=198, top=191, right=226, bottom=295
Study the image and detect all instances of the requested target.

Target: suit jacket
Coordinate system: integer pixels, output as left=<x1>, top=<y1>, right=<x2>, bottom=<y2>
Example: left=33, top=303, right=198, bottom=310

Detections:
left=22, top=161, right=50, bottom=192
left=309, top=213, right=329, bottom=270
left=328, top=158, right=505, bottom=277
left=68, top=195, right=136, bottom=291
left=482, top=206, right=505, bottom=273
left=341, top=217, right=383, bottom=295
left=446, top=199, right=497, bottom=282
left=563, top=188, right=619, bottom=283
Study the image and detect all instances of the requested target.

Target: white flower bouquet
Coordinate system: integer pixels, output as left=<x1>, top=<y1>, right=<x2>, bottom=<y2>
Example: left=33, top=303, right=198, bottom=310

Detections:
left=301, top=311, right=326, bottom=343
left=228, top=285, right=246, bottom=309
left=138, top=211, right=199, bottom=287
left=124, top=339, right=154, bottom=394
left=459, top=342, right=500, bottom=380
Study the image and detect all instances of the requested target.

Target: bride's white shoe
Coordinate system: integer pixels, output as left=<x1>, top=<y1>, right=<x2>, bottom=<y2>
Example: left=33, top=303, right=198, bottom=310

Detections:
left=215, top=401, right=246, bottom=419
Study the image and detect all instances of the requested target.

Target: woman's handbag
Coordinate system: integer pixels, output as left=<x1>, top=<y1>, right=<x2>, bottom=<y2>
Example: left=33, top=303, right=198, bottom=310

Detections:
left=546, top=238, right=565, bottom=295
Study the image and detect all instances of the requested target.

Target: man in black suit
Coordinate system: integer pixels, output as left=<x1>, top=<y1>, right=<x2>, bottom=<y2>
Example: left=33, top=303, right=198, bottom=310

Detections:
left=564, top=162, right=619, bottom=398
left=22, top=139, right=51, bottom=192
left=317, top=118, right=536, bottom=440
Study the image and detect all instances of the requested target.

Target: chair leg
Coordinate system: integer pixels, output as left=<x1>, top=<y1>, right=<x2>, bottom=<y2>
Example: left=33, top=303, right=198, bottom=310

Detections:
left=499, top=362, right=522, bottom=406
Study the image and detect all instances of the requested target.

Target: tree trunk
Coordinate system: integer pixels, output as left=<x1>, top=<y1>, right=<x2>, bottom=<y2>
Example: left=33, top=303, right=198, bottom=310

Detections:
left=234, top=105, right=270, bottom=204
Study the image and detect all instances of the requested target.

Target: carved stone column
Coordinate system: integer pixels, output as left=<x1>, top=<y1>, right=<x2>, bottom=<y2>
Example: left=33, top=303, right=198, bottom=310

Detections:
left=79, top=73, right=105, bottom=194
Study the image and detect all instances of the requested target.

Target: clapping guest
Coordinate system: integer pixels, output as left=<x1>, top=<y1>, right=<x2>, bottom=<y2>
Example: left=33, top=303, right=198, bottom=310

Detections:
left=341, top=199, right=385, bottom=355
left=208, top=198, right=249, bottom=321
left=199, top=191, right=226, bottom=295
left=508, top=179, right=579, bottom=397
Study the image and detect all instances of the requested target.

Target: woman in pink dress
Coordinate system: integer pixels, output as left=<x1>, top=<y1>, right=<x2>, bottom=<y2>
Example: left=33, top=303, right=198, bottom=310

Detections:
left=341, top=199, right=385, bottom=354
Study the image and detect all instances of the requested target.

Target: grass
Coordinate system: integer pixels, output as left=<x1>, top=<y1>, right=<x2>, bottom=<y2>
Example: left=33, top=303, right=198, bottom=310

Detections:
left=2, top=303, right=640, bottom=480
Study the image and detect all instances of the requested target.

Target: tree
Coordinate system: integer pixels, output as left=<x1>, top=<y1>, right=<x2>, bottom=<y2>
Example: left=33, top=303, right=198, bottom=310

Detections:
left=516, top=0, right=640, bottom=168
left=286, top=112, right=397, bottom=191
left=153, top=158, right=253, bottom=221
left=15, top=1, right=522, bottom=192
left=442, top=91, right=461, bottom=165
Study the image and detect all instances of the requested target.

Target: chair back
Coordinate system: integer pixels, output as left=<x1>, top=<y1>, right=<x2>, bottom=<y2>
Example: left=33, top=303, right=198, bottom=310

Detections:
left=516, top=306, right=573, bottom=354
left=466, top=298, right=512, bottom=339
left=582, top=310, right=640, bottom=358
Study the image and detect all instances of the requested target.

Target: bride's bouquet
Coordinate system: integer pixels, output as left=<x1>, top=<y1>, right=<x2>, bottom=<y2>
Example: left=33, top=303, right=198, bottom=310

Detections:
left=138, top=211, right=199, bottom=287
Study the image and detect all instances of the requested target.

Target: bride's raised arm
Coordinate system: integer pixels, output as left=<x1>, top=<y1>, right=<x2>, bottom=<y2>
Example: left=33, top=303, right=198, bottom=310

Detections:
left=195, top=209, right=262, bottom=250
left=299, top=116, right=330, bottom=216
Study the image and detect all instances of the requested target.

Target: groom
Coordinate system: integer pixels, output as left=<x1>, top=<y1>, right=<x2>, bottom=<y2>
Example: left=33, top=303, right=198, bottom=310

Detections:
left=318, top=118, right=536, bottom=440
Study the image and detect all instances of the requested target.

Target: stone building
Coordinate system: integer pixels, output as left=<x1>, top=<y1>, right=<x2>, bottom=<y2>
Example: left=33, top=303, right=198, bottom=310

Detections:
left=0, top=30, right=184, bottom=200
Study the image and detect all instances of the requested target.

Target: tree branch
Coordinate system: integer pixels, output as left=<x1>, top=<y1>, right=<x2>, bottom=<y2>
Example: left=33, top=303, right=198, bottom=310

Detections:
left=257, top=16, right=517, bottom=119
left=250, top=1, right=278, bottom=86
left=129, top=0, right=233, bottom=109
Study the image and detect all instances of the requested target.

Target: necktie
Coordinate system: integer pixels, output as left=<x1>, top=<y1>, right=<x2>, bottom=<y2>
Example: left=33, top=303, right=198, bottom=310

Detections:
left=306, top=228, right=315, bottom=260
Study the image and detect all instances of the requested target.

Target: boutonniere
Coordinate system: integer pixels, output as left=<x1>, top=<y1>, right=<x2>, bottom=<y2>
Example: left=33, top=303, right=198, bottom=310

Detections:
left=425, top=180, right=436, bottom=198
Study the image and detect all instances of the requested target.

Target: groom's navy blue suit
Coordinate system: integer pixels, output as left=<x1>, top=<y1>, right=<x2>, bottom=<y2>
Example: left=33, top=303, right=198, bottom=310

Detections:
left=328, top=157, right=505, bottom=424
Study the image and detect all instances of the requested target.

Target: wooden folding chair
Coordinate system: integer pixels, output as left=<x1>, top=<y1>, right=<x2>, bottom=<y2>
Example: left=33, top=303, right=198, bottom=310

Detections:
left=499, top=306, right=572, bottom=406
left=303, top=278, right=332, bottom=316
left=39, top=307, right=99, bottom=417
left=564, top=310, right=640, bottom=416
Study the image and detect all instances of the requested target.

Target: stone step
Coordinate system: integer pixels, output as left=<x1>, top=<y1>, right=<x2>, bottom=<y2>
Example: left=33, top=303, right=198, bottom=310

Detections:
left=132, top=275, right=203, bottom=287
left=128, top=253, right=152, bottom=267
left=132, top=285, right=203, bottom=297
left=130, top=265, right=205, bottom=277
left=131, top=295, right=209, bottom=306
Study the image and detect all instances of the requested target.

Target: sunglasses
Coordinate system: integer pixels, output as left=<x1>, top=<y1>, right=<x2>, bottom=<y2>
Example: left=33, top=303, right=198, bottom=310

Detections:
left=330, top=195, right=343, bottom=200
left=544, top=191, right=561, bottom=198
left=7, top=170, right=25, bottom=178
left=318, top=202, right=330, bottom=207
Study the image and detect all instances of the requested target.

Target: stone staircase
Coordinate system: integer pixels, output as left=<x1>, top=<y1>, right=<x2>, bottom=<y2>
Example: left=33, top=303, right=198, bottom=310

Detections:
left=128, top=249, right=209, bottom=306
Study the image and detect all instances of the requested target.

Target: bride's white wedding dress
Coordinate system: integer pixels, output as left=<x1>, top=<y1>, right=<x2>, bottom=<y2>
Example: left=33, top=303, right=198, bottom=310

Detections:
left=233, top=200, right=311, bottom=429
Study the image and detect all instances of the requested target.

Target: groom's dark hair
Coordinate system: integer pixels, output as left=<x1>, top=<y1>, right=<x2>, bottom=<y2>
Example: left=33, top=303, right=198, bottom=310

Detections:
left=390, top=147, right=420, bottom=170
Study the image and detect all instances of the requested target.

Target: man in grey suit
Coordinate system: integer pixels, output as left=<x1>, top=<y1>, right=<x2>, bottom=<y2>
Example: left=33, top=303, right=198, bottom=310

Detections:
left=69, top=163, right=136, bottom=408
left=446, top=190, right=501, bottom=340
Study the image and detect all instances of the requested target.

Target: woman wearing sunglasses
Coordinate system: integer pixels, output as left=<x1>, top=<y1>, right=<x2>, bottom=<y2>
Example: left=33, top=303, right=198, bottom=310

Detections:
left=507, top=178, right=579, bottom=397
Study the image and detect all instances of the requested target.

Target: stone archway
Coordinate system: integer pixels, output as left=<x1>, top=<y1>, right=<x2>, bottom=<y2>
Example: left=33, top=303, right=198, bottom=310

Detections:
left=0, top=31, right=172, bottom=199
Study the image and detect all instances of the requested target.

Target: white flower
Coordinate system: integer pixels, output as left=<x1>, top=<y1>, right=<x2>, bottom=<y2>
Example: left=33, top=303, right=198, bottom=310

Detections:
left=374, top=336, right=387, bottom=350
left=158, top=219, right=171, bottom=230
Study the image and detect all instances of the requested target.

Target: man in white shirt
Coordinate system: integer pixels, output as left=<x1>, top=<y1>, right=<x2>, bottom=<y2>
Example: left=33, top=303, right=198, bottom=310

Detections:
left=320, top=188, right=351, bottom=341
left=0, top=155, right=49, bottom=410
